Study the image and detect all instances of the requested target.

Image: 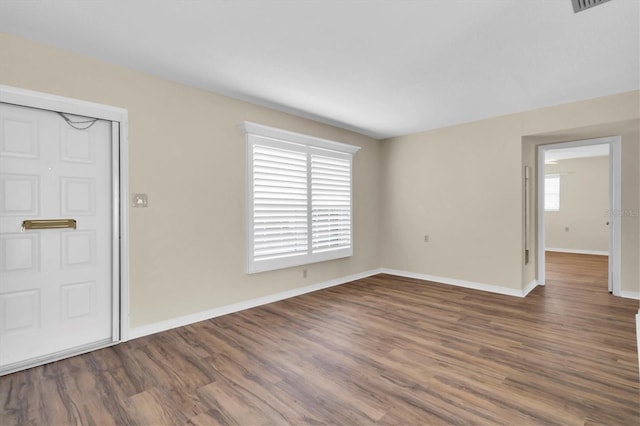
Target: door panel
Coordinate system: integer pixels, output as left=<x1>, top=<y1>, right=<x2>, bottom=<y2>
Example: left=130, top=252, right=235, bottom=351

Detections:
left=0, top=103, right=114, bottom=371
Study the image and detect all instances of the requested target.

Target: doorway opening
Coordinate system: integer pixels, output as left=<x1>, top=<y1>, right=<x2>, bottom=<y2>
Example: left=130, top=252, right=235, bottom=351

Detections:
left=537, top=137, right=621, bottom=295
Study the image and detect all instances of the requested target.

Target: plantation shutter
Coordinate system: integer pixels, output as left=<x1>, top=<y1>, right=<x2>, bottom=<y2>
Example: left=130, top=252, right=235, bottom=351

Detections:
left=311, top=154, right=352, bottom=253
left=252, top=144, right=308, bottom=261
left=242, top=122, right=359, bottom=274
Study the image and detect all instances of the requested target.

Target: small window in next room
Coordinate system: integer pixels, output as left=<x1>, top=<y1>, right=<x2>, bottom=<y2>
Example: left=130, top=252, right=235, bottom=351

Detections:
left=240, top=122, right=361, bottom=274
left=545, top=174, right=560, bottom=211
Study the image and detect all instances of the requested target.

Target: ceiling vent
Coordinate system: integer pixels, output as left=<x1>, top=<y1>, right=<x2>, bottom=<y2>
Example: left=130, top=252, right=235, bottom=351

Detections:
left=571, top=0, right=613, bottom=13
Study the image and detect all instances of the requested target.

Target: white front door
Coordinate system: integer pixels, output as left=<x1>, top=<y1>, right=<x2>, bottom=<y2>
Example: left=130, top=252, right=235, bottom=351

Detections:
left=0, top=102, right=115, bottom=373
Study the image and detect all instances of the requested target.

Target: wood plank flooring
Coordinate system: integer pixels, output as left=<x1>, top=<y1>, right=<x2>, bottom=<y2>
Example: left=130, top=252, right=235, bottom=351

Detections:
left=1, top=252, right=639, bottom=425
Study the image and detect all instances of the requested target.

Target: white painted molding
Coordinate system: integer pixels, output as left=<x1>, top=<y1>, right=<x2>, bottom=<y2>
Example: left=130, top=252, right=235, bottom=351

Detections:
left=523, top=280, right=539, bottom=297
left=129, top=269, right=381, bottom=339
left=239, top=121, right=361, bottom=154
left=619, top=291, right=640, bottom=301
left=0, top=85, right=128, bottom=122
left=537, top=137, right=621, bottom=295
left=545, top=248, right=609, bottom=256
left=379, top=268, right=529, bottom=298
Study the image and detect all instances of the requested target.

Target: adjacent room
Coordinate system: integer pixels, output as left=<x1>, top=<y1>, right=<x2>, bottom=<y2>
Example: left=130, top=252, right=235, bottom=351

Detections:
left=0, top=0, right=639, bottom=424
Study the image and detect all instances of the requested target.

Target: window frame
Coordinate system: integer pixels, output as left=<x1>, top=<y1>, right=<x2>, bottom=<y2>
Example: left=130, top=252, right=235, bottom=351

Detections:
left=241, top=121, right=360, bottom=274
left=544, top=173, right=560, bottom=212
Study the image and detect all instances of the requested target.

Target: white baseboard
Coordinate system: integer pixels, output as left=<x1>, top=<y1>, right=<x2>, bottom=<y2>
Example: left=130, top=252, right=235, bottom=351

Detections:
left=129, top=268, right=382, bottom=340
left=379, top=268, right=532, bottom=298
left=523, top=279, right=540, bottom=296
left=545, top=248, right=609, bottom=256
left=129, top=266, right=595, bottom=340
left=619, top=290, right=640, bottom=300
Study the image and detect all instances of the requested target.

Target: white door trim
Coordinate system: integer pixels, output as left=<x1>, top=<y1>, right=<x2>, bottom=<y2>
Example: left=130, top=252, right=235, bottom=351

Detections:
left=0, top=85, right=130, bottom=342
left=537, top=136, right=621, bottom=296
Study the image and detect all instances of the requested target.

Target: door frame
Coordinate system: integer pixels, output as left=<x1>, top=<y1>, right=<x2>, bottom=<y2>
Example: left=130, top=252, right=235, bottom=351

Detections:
left=0, top=85, right=130, bottom=343
left=537, top=136, right=621, bottom=295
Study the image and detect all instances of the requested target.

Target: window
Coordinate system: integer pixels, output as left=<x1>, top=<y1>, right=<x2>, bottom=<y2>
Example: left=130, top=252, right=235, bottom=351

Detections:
left=545, top=174, right=560, bottom=211
left=241, top=122, right=360, bottom=274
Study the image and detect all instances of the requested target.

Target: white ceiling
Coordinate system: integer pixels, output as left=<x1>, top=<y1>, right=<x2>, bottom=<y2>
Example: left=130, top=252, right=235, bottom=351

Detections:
left=0, top=0, right=638, bottom=139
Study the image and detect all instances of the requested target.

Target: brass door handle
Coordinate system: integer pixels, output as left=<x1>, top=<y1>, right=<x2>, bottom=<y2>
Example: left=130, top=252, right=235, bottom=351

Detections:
left=22, top=219, right=77, bottom=230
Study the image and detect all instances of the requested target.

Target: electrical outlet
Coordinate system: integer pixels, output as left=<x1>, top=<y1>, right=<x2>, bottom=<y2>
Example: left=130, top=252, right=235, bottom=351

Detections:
left=424, top=235, right=429, bottom=242
left=565, top=227, right=570, bottom=232
left=132, top=193, right=148, bottom=207
left=303, top=269, right=307, bottom=278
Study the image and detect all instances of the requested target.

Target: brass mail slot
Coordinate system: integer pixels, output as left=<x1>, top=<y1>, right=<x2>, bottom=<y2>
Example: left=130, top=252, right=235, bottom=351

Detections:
left=22, top=219, right=77, bottom=230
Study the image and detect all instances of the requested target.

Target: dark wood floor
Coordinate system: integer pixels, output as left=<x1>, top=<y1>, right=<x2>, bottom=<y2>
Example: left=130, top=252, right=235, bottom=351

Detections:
left=1, top=252, right=639, bottom=425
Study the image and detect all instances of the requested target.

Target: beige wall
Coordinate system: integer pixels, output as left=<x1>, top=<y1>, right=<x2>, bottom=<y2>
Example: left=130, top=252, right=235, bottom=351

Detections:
left=545, top=156, right=609, bottom=253
left=1, top=32, right=638, bottom=332
left=380, top=118, right=524, bottom=289
left=0, top=33, right=381, bottom=328
left=382, top=93, right=639, bottom=294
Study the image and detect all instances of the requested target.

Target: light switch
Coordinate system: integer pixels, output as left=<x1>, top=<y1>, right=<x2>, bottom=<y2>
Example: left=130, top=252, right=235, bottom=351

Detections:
left=132, top=193, right=148, bottom=207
